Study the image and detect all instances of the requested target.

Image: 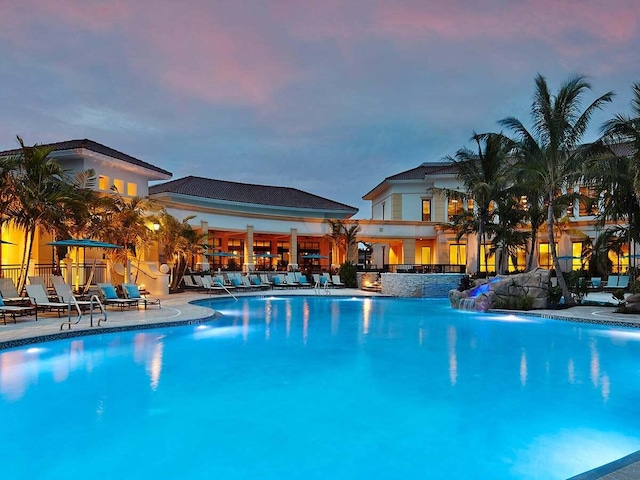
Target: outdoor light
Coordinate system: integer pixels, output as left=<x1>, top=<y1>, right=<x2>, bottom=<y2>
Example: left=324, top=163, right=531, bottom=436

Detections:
left=153, top=223, right=160, bottom=231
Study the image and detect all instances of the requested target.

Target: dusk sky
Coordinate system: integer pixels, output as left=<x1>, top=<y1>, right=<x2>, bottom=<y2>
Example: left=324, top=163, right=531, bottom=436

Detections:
left=2, top=0, right=639, bottom=217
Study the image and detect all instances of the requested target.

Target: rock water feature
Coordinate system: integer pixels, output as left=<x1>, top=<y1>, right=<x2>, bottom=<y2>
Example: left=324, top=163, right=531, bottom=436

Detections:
left=449, top=269, right=551, bottom=312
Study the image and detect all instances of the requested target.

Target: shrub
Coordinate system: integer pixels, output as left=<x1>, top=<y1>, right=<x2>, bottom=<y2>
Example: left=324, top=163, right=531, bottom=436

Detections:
left=338, top=262, right=357, bottom=288
left=495, top=294, right=535, bottom=311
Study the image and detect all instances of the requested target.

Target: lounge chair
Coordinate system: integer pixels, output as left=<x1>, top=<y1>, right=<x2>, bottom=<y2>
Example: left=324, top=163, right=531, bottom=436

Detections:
left=25, top=284, right=73, bottom=317
left=589, top=277, right=602, bottom=291
left=201, top=276, right=225, bottom=294
left=122, top=283, right=161, bottom=309
left=0, top=296, right=37, bottom=324
left=286, top=272, right=301, bottom=287
left=181, top=275, right=200, bottom=289
left=53, top=282, right=98, bottom=311
left=294, top=273, right=312, bottom=288
left=331, top=275, right=346, bottom=287
left=97, top=283, right=139, bottom=310
left=617, top=275, right=630, bottom=290
left=0, top=278, right=27, bottom=303
left=604, top=275, right=619, bottom=290
left=248, top=275, right=271, bottom=290
left=229, top=276, right=252, bottom=291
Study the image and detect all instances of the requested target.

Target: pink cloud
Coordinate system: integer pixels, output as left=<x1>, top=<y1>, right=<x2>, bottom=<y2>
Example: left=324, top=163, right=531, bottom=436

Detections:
left=138, top=6, right=300, bottom=106
left=376, top=0, right=639, bottom=45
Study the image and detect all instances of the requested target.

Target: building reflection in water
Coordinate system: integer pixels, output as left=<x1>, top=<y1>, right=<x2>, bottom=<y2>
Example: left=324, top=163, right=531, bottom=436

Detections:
left=0, top=350, right=31, bottom=401
left=567, top=358, right=575, bottom=384
left=447, top=326, right=457, bottom=386
left=302, top=299, right=309, bottom=344
left=264, top=300, right=272, bottom=340
left=362, top=298, right=371, bottom=336
left=520, top=349, right=528, bottom=387
left=133, top=333, right=165, bottom=391
left=242, top=302, right=250, bottom=342
left=330, top=301, right=339, bottom=336
left=590, top=338, right=600, bottom=388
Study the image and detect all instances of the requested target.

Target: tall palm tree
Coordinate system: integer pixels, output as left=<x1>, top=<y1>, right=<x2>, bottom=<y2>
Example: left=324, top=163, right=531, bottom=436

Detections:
left=154, top=210, right=198, bottom=290
left=602, top=82, right=640, bottom=189
left=9, top=137, right=90, bottom=291
left=96, top=192, right=158, bottom=283
left=500, top=74, right=613, bottom=305
left=343, top=221, right=361, bottom=264
left=439, top=132, right=513, bottom=275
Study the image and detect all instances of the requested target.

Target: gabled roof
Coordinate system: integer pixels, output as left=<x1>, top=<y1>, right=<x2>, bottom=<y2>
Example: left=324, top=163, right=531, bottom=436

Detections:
left=362, top=162, right=457, bottom=200
left=149, top=176, right=359, bottom=215
left=0, top=139, right=172, bottom=177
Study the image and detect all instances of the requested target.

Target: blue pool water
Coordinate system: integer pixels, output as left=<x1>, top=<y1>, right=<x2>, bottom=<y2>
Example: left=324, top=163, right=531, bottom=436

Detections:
left=1, top=297, right=640, bottom=479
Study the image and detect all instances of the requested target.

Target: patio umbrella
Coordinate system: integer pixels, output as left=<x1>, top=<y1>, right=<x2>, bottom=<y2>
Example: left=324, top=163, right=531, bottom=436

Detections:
left=301, top=254, right=329, bottom=259
left=47, top=239, right=123, bottom=290
left=204, top=252, right=239, bottom=257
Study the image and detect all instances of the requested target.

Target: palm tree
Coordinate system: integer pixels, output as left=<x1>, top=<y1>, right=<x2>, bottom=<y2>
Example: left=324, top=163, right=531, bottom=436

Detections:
left=439, top=132, right=513, bottom=275
left=95, top=192, right=158, bottom=283
left=488, top=195, right=530, bottom=274
left=154, top=210, right=198, bottom=290
left=9, top=137, right=92, bottom=291
left=325, top=219, right=346, bottom=266
left=601, top=82, right=640, bottom=189
left=343, top=221, right=361, bottom=264
left=500, top=74, right=614, bottom=305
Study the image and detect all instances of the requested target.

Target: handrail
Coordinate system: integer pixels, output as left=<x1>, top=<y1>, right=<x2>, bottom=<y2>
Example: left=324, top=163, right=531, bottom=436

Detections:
left=219, top=283, right=238, bottom=301
left=60, top=295, right=107, bottom=330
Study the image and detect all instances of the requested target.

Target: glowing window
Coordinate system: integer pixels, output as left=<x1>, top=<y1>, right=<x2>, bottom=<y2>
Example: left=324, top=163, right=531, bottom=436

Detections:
left=98, top=175, right=110, bottom=191
left=113, top=178, right=124, bottom=193
left=448, top=199, right=461, bottom=221
left=450, top=244, right=466, bottom=266
left=538, top=243, right=557, bottom=269
left=422, top=199, right=431, bottom=222
left=127, top=182, right=138, bottom=197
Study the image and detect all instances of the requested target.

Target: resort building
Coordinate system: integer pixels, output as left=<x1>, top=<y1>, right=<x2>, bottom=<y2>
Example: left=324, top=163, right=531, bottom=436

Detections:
left=358, top=147, right=635, bottom=275
left=148, top=176, right=358, bottom=272
left=0, top=139, right=359, bottom=292
left=0, top=137, right=634, bottom=291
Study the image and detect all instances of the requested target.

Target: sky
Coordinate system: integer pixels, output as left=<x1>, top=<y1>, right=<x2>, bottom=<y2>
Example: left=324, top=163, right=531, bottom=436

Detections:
left=1, top=0, right=639, bottom=217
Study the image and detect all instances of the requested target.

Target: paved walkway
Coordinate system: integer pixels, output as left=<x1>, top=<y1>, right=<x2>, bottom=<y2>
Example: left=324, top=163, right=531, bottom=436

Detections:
left=1, top=288, right=638, bottom=479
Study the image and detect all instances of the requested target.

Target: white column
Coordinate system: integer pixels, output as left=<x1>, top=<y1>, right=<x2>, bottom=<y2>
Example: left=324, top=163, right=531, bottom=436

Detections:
left=244, top=225, right=254, bottom=272
left=289, top=228, right=298, bottom=271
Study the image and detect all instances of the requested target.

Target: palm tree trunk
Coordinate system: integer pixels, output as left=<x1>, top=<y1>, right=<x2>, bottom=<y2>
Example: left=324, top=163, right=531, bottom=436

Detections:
left=527, top=226, right=539, bottom=272
left=18, top=227, right=36, bottom=292
left=548, top=198, right=575, bottom=305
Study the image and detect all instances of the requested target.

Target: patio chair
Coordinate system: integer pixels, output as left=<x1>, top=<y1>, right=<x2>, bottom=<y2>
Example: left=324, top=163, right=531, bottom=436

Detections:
left=50, top=274, right=65, bottom=286
left=0, top=295, right=38, bottom=325
left=181, top=275, right=199, bottom=289
left=331, top=275, right=346, bottom=288
left=0, top=278, right=27, bottom=303
left=25, top=284, right=74, bottom=317
left=286, top=272, right=301, bottom=287
left=122, top=283, right=161, bottom=309
left=201, top=275, right=225, bottom=294
left=589, top=277, right=602, bottom=291
left=97, top=283, right=139, bottom=310
left=248, top=275, right=271, bottom=290
left=617, top=275, right=630, bottom=290
left=294, top=272, right=312, bottom=288
left=604, top=275, right=619, bottom=291
left=53, top=282, right=99, bottom=311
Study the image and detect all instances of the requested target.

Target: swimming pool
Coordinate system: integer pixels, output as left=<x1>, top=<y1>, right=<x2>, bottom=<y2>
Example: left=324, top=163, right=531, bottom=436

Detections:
left=1, top=296, right=639, bottom=479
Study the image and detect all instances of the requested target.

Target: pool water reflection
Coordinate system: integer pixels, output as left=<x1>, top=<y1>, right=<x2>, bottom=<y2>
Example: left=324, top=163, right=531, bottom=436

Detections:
left=1, top=297, right=639, bottom=479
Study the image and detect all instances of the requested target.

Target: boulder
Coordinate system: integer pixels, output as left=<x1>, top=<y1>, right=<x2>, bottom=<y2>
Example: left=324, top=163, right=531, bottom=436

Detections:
left=449, top=268, right=551, bottom=311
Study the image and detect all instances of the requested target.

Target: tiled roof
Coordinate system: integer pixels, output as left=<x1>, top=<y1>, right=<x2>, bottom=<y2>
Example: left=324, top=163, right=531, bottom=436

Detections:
left=0, top=139, right=172, bottom=177
left=362, top=162, right=457, bottom=199
left=609, top=141, right=635, bottom=157
left=149, top=176, right=359, bottom=213
left=385, top=162, right=458, bottom=180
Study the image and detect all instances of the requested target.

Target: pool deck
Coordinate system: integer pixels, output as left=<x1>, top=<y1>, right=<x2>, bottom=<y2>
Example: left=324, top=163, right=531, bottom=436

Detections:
left=0, top=288, right=639, bottom=479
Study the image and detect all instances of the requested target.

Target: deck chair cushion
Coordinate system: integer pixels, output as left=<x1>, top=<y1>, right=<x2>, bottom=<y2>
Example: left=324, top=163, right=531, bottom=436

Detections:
left=102, top=285, right=119, bottom=299
left=123, top=284, right=141, bottom=299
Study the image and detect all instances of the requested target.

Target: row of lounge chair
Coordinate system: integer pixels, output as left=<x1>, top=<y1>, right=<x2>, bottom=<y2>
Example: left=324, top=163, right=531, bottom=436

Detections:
left=181, top=272, right=347, bottom=293
left=0, top=276, right=160, bottom=325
